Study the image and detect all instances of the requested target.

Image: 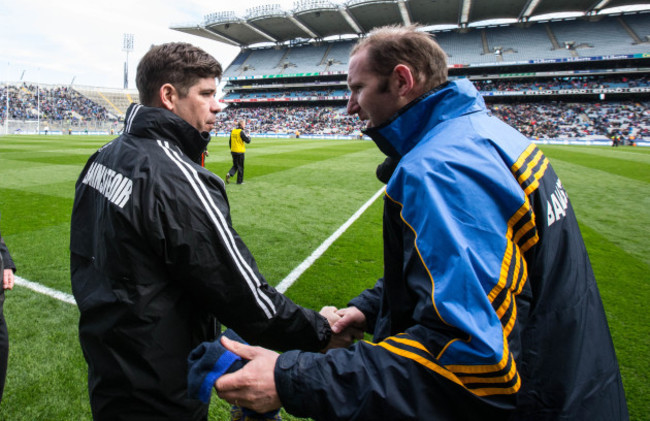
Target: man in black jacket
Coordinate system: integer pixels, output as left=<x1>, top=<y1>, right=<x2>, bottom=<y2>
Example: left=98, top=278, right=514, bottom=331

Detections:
left=0, top=217, right=16, bottom=406
left=70, top=43, right=344, bottom=421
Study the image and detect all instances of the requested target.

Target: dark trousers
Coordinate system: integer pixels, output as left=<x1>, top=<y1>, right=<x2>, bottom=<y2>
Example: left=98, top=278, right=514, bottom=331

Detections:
left=228, top=152, right=245, bottom=184
left=0, top=290, right=7, bottom=405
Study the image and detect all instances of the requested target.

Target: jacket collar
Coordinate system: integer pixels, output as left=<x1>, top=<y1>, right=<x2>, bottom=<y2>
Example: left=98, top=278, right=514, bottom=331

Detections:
left=123, top=103, right=210, bottom=164
left=363, top=79, right=486, bottom=158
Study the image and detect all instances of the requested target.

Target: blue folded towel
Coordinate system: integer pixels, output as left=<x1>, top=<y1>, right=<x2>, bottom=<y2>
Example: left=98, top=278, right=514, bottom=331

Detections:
left=188, top=329, right=247, bottom=403
left=187, top=329, right=281, bottom=420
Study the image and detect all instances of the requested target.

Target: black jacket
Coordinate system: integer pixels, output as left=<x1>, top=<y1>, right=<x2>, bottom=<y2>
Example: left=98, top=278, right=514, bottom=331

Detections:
left=0, top=233, right=14, bottom=275
left=70, top=104, right=331, bottom=420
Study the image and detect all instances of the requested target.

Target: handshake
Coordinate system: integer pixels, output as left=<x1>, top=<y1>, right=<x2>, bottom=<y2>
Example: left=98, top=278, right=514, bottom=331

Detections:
left=318, top=305, right=367, bottom=351
left=190, top=306, right=368, bottom=414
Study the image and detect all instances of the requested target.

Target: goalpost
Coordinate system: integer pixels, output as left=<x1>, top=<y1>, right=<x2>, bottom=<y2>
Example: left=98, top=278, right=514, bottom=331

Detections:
left=4, top=120, right=42, bottom=135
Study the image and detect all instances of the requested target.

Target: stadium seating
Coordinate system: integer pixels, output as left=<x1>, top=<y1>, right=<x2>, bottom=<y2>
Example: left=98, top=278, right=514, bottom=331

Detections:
left=283, top=44, right=331, bottom=73
left=3, top=13, right=650, bottom=142
left=216, top=105, right=364, bottom=136
left=322, top=40, right=355, bottom=72
left=551, top=16, right=645, bottom=57
left=623, top=13, right=650, bottom=41
left=74, top=87, right=139, bottom=119
left=435, top=30, right=493, bottom=65
left=227, top=48, right=288, bottom=77
left=484, top=24, right=573, bottom=61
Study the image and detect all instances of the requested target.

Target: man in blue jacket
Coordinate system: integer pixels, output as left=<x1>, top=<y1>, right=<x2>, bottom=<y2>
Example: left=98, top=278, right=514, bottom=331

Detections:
left=214, top=25, right=628, bottom=420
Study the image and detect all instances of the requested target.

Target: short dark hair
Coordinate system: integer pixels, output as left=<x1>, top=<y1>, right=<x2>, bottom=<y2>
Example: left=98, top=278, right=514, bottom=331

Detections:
left=136, top=42, right=223, bottom=106
left=350, top=25, right=448, bottom=92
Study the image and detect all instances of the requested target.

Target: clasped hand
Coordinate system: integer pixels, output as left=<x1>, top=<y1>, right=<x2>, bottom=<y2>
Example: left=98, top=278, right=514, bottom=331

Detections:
left=214, top=306, right=367, bottom=413
left=319, top=306, right=366, bottom=351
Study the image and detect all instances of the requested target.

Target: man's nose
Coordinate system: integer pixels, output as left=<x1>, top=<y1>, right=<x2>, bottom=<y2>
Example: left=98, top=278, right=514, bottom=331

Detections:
left=347, top=98, right=358, bottom=115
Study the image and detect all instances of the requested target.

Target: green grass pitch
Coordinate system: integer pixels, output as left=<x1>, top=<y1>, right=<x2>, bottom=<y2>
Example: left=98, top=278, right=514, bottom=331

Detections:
left=0, top=134, right=647, bottom=420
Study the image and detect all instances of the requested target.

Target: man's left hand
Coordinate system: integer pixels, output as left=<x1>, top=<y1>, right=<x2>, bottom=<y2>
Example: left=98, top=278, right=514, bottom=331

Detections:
left=3, top=269, right=14, bottom=290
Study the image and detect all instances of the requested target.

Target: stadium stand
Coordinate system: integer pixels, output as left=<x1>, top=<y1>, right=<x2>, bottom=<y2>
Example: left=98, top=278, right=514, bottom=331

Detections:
left=1, top=83, right=137, bottom=134
left=3, top=0, right=650, bottom=144
left=284, top=44, right=331, bottom=73
left=625, top=13, right=650, bottom=40
left=551, top=16, right=650, bottom=57
left=74, top=86, right=139, bottom=119
left=488, top=100, right=650, bottom=140
left=321, top=40, right=355, bottom=72
left=209, top=12, right=650, bottom=143
left=482, top=24, right=574, bottom=61
left=434, top=30, right=492, bottom=64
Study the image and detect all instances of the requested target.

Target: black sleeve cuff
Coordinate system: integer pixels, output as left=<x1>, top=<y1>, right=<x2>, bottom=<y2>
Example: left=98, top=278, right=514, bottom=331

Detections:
left=274, top=351, right=312, bottom=418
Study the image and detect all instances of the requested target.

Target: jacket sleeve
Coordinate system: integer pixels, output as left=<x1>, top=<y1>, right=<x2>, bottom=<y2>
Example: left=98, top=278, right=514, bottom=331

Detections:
left=241, top=130, right=251, bottom=144
left=0, top=230, right=15, bottom=273
left=144, top=161, right=330, bottom=353
left=347, top=278, right=383, bottom=333
left=274, top=144, right=530, bottom=419
left=276, top=342, right=512, bottom=420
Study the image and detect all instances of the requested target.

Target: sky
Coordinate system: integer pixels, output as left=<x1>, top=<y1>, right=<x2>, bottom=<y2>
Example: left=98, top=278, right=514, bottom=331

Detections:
left=0, top=0, right=312, bottom=89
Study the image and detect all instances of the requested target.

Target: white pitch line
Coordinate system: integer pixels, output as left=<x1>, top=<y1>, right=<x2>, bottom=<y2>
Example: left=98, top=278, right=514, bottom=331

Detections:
left=14, top=275, right=76, bottom=305
left=276, top=186, right=385, bottom=293
left=12, top=186, right=385, bottom=304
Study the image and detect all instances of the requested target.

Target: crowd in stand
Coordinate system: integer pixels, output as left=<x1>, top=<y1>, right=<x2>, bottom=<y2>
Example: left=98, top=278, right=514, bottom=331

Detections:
left=2, top=80, right=649, bottom=141
left=222, top=75, right=650, bottom=102
left=215, top=105, right=365, bottom=136
left=223, top=88, right=346, bottom=100
left=487, top=101, right=650, bottom=140
left=474, top=75, right=650, bottom=92
left=217, top=100, right=650, bottom=140
left=0, top=83, right=112, bottom=125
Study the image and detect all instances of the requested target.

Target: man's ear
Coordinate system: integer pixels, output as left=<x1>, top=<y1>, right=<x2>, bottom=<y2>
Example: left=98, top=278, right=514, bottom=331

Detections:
left=159, top=83, right=177, bottom=111
left=393, top=64, right=415, bottom=97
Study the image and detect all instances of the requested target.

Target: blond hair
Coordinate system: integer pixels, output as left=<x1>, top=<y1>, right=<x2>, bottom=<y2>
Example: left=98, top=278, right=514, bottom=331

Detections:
left=350, top=25, right=448, bottom=92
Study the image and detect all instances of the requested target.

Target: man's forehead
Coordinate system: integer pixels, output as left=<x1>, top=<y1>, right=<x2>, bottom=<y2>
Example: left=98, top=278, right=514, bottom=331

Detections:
left=347, top=51, right=369, bottom=81
left=191, top=78, right=217, bottom=91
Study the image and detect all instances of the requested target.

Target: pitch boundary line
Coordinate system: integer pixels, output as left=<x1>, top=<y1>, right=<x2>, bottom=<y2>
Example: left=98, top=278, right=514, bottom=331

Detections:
left=14, top=186, right=385, bottom=304
left=14, top=275, right=76, bottom=305
left=276, top=186, right=385, bottom=293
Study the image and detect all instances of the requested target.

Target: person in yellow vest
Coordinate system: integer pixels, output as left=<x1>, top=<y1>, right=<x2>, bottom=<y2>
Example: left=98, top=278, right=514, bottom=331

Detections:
left=226, top=120, right=251, bottom=184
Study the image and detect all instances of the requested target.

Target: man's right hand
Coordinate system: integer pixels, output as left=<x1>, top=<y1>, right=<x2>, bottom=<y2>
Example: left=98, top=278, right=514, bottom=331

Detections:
left=215, top=336, right=281, bottom=414
left=320, top=306, right=365, bottom=351
left=332, top=306, right=367, bottom=334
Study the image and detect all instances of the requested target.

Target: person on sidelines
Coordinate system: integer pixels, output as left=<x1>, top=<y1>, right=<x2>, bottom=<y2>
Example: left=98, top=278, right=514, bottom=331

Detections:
left=70, top=42, right=353, bottom=421
left=226, top=120, right=250, bottom=184
left=200, top=147, right=209, bottom=167
left=213, top=25, right=628, bottom=420
left=0, top=217, right=16, bottom=406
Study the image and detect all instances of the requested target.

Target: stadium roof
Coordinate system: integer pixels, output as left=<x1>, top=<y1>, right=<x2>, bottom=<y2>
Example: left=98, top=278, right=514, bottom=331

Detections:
left=171, top=0, right=650, bottom=48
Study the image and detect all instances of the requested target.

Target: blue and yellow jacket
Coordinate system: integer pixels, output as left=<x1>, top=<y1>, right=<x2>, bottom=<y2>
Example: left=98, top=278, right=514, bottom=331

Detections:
left=274, top=79, right=628, bottom=420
